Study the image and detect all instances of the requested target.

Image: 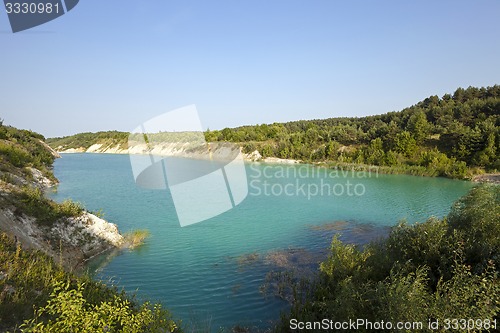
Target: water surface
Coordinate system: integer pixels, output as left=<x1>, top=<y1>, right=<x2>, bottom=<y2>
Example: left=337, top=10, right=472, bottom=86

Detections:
left=50, top=153, right=474, bottom=331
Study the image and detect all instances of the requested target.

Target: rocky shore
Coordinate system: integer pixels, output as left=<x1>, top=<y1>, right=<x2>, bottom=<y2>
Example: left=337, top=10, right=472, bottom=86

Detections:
left=0, top=166, right=125, bottom=270
left=472, top=173, right=500, bottom=184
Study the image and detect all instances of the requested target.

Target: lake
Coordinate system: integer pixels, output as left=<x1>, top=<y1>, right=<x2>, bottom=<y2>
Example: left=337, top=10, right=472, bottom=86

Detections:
left=49, top=153, right=474, bottom=331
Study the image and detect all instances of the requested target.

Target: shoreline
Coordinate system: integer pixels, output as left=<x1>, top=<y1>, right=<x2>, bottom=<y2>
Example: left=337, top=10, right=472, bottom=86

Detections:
left=471, top=173, right=500, bottom=184
left=56, top=149, right=496, bottom=183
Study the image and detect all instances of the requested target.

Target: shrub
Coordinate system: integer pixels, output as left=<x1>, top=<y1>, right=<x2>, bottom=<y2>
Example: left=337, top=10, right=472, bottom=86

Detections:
left=20, top=281, right=180, bottom=333
left=124, top=229, right=150, bottom=249
left=274, top=185, right=500, bottom=332
left=15, top=187, right=83, bottom=226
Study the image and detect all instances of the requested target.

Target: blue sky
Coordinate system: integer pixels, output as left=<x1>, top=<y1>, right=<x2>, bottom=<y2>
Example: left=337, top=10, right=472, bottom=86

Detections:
left=1, top=1, right=500, bottom=138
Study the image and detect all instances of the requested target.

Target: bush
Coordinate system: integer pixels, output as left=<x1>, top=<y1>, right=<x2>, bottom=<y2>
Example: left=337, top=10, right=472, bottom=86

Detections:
left=124, top=229, right=150, bottom=249
left=20, top=281, right=179, bottom=333
left=274, top=185, right=500, bottom=332
left=0, top=233, right=181, bottom=332
left=15, top=187, right=83, bottom=226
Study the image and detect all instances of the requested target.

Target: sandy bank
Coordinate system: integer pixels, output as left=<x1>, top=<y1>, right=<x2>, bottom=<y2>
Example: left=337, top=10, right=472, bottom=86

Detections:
left=57, top=142, right=302, bottom=165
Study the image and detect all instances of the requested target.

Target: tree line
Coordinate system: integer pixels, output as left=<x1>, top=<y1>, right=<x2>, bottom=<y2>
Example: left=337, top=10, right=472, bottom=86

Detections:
left=206, top=85, right=500, bottom=178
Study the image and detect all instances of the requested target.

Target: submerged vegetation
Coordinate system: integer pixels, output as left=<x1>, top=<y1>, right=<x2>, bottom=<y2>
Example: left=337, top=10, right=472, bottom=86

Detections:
left=273, top=185, right=500, bottom=332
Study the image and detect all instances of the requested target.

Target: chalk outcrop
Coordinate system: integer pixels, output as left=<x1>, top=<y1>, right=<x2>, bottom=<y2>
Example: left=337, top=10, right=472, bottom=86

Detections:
left=0, top=164, right=125, bottom=269
left=57, top=141, right=303, bottom=165
left=0, top=208, right=123, bottom=269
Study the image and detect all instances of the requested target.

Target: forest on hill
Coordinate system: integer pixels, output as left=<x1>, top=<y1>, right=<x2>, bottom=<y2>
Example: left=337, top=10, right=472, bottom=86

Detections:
left=206, top=85, right=500, bottom=178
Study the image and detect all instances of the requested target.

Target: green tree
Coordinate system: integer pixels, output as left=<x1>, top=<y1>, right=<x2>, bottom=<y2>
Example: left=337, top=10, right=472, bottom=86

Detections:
left=406, top=111, right=430, bottom=143
left=365, top=138, right=385, bottom=165
left=473, top=133, right=497, bottom=168
left=394, top=131, right=417, bottom=157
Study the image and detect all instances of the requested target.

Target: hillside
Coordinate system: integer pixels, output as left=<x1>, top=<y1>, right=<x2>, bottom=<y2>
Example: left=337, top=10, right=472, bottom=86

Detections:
left=46, top=130, right=128, bottom=153
left=0, top=122, right=181, bottom=332
left=47, top=85, right=500, bottom=179
left=207, top=85, right=500, bottom=178
left=0, top=121, right=123, bottom=268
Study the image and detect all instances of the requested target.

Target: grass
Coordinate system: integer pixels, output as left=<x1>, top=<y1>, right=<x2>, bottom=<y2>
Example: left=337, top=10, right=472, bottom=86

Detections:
left=0, top=232, right=181, bottom=332
left=13, top=186, right=83, bottom=226
left=123, top=229, right=150, bottom=249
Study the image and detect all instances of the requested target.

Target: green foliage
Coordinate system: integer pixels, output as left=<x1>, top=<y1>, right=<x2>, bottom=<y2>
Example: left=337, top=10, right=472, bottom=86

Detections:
left=447, top=185, right=500, bottom=272
left=394, top=131, right=417, bottom=157
left=0, top=233, right=63, bottom=327
left=20, top=281, right=179, bottom=333
left=274, top=185, right=500, bottom=332
left=201, top=85, right=500, bottom=178
left=406, top=111, right=430, bottom=143
left=0, top=233, right=181, bottom=332
left=13, top=187, right=83, bottom=226
left=0, top=124, right=55, bottom=180
left=46, top=131, right=129, bottom=151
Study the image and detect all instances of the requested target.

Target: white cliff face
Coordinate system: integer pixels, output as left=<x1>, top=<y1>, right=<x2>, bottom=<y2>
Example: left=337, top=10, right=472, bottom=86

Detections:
left=27, top=167, right=57, bottom=188
left=80, top=213, right=124, bottom=247
left=60, top=141, right=243, bottom=159
left=86, top=143, right=103, bottom=153
left=245, top=150, right=262, bottom=161
left=261, top=157, right=300, bottom=164
left=38, top=139, right=61, bottom=158
left=60, top=142, right=300, bottom=164
left=0, top=166, right=125, bottom=269
left=58, top=142, right=302, bottom=164
left=0, top=205, right=124, bottom=269
left=56, top=213, right=124, bottom=249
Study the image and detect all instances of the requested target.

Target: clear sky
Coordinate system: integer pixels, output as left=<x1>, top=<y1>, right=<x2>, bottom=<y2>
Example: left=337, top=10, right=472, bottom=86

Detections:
left=1, top=1, right=500, bottom=138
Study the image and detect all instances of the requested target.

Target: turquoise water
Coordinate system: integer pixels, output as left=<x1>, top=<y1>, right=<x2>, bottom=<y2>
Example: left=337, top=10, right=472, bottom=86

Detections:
left=50, top=153, right=474, bottom=331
